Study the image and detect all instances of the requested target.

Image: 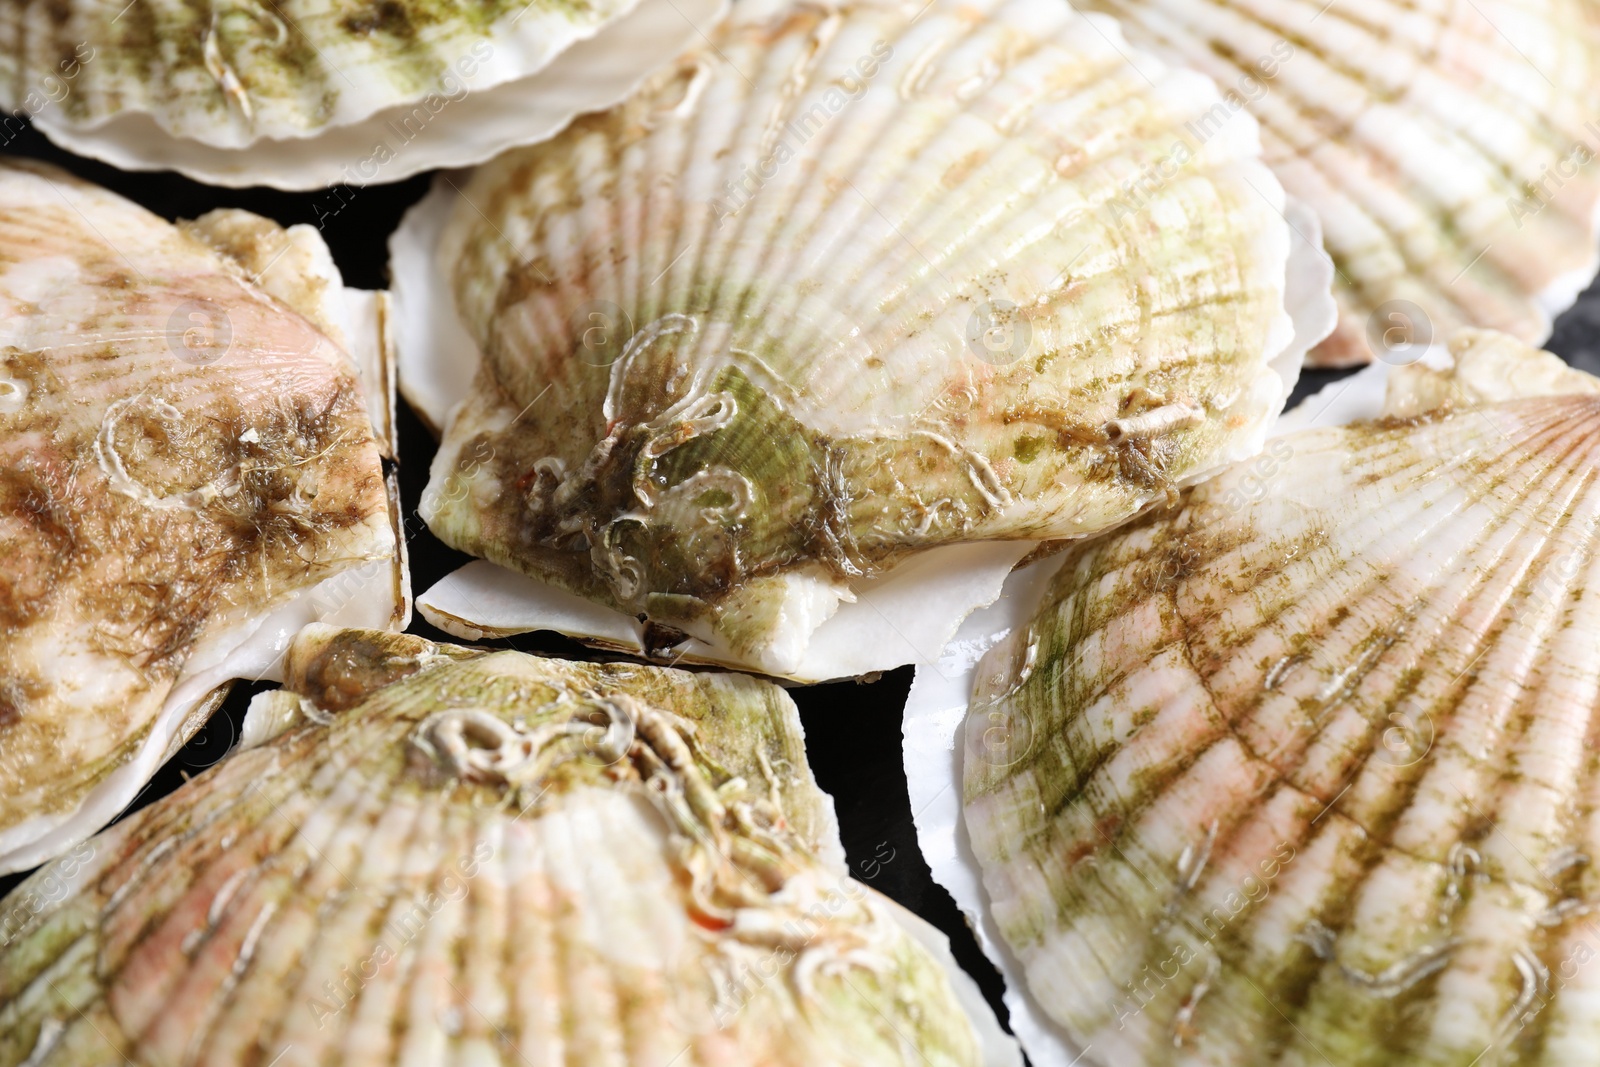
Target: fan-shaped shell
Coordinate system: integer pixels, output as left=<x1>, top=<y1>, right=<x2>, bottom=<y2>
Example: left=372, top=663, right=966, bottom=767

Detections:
left=0, top=0, right=724, bottom=188
left=396, top=0, right=1337, bottom=681
left=0, top=161, right=402, bottom=876
left=1076, top=0, right=1600, bottom=365
left=0, top=626, right=1018, bottom=1067
left=957, top=336, right=1600, bottom=1064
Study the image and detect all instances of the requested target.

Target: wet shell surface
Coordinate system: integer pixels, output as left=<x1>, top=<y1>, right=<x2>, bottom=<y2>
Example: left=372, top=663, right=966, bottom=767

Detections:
left=0, top=625, right=1019, bottom=1067
left=395, top=0, right=1337, bottom=681
left=937, top=333, right=1600, bottom=1064
left=0, top=0, right=724, bottom=188
left=0, top=160, right=403, bottom=876
left=1076, top=0, right=1600, bottom=366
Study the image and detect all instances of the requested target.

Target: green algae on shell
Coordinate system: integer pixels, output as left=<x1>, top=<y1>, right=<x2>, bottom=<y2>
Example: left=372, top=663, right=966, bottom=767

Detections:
left=395, top=0, right=1338, bottom=682
left=0, top=160, right=403, bottom=877
left=0, top=625, right=1020, bottom=1067
left=945, top=332, right=1600, bottom=1065
left=0, top=0, right=726, bottom=188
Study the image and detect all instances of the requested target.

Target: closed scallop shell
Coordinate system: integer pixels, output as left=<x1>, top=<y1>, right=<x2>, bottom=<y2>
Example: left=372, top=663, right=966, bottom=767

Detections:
left=0, top=0, right=724, bottom=189
left=952, top=333, right=1600, bottom=1064
left=1076, top=0, right=1600, bottom=365
left=0, top=160, right=403, bottom=876
left=0, top=626, right=1019, bottom=1067
left=395, top=0, right=1337, bottom=682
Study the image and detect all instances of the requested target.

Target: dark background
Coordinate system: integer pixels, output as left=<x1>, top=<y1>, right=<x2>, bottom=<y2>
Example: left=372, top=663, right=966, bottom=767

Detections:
left=5, top=121, right=1600, bottom=1061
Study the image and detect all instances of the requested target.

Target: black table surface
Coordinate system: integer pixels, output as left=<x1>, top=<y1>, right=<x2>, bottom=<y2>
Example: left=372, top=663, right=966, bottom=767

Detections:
left=5, top=122, right=1600, bottom=1063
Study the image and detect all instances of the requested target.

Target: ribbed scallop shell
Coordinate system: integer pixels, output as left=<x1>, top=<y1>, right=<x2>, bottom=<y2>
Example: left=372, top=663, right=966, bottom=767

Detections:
left=0, top=161, right=400, bottom=875
left=0, top=626, right=1016, bottom=1067
left=1077, top=0, right=1600, bottom=365
left=0, top=0, right=722, bottom=188
left=962, top=347, right=1600, bottom=1064
left=402, top=0, right=1335, bottom=679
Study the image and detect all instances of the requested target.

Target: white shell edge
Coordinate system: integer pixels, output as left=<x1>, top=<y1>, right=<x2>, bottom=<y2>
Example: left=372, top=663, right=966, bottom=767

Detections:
left=902, top=552, right=1086, bottom=1066
left=33, top=0, right=728, bottom=191
left=1532, top=191, right=1600, bottom=332
left=1276, top=198, right=1338, bottom=403
left=416, top=541, right=1037, bottom=684
left=392, top=176, right=473, bottom=434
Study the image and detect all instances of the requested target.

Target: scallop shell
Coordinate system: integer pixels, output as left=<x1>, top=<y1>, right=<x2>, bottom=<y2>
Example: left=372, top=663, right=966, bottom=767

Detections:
left=1075, top=0, right=1600, bottom=366
left=0, top=0, right=724, bottom=189
left=0, top=625, right=1020, bottom=1067
left=0, top=160, right=404, bottom=876
left=942, top=333, right=1600, bottom=1064
left=394, top=0, right=1338, bottom=682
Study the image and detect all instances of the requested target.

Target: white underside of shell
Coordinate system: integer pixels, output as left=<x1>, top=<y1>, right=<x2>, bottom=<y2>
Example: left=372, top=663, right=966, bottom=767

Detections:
left=904, top=551, right=1082, bottom=1065
left=395, top=173, right=1334, bottom=682
left=34, top=0, right=726, bottom=190
left=902, top=331, right=1589, bottom=1065
left=417, top=543, right=1036, bottom=683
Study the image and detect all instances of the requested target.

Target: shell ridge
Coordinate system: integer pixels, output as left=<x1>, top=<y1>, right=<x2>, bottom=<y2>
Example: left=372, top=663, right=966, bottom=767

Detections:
left=646, top=34, right=778, bottom=417
left=820, top=9, right=1070, bottom=311
left=645, top=39, right=764, bottom=340
left=717, top=26, right=915, bottom=401
left=92, top=747, right=313, bottom=970
left=287, top=729, right=434, bottom=1061
left=147, top=721, right=408, bottom=1059
left=1079, top=0, right=1600, bottom=362
left=996, top=605, right=1477, bottom=1058
left=1205, top=432, right=1550, bottom=790
left=106, top=746, right=342, bottom=1051
left=1182, top=410, right=1545, bottom=696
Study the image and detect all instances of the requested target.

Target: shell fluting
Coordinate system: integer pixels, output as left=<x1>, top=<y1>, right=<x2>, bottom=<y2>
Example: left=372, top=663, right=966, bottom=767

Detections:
left=963, top=381, right=1600, bottom=1064
left=0, top=627, right=1000, bottom=1067
left=1078, top=0, right=1600, bottom=365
